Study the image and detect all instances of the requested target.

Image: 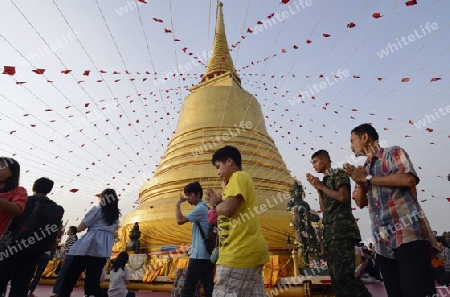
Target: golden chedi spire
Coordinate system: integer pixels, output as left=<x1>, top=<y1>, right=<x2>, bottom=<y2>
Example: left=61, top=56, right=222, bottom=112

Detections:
left=115, top=3, right=295, bottom=252
left=193, top=2, right=241, bottom=90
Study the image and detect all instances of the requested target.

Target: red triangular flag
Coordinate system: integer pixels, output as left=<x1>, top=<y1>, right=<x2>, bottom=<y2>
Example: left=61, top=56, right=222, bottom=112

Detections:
left=3, top=66, right=16, bottom=75
left=372, top=12, right=382, bottom=18
left=32, top=69, right=45, bottom=75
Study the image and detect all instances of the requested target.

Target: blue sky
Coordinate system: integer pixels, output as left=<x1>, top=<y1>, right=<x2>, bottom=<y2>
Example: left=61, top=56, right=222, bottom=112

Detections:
left=1, top=0, right=449, bottom=242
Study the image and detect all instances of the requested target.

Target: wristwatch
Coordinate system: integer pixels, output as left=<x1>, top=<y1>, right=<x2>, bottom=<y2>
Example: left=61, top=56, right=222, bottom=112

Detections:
left=366, top=174, right=373, bottom=185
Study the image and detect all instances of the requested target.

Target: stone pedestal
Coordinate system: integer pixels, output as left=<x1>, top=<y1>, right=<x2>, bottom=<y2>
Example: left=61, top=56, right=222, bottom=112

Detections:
left=128, top=254, right=148, bottom=280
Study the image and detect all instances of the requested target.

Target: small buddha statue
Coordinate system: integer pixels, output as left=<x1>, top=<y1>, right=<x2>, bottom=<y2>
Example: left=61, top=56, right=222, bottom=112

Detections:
left=126, top=222, right=141, bottom=254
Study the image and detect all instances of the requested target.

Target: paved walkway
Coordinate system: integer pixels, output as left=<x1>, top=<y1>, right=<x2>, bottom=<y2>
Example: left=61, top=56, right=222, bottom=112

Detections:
left=16, top=283, right=450, bottom=297
left=21, top=285, right=171, bottom=297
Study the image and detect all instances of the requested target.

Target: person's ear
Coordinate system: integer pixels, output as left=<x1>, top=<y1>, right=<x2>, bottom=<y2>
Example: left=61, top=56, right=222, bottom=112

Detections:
left=362, top=133, right=369, bottom=143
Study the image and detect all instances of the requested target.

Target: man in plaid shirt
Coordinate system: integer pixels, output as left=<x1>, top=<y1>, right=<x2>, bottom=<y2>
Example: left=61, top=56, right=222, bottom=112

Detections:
left=344, top=123, right=438, bottom=297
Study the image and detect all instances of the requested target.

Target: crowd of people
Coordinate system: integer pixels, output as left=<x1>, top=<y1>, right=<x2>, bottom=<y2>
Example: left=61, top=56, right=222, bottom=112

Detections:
left=0, top=158, right=130, bottom=297
left=0, top=122, right=448, bottom=297
left=433, top=232, right=450, bottom=287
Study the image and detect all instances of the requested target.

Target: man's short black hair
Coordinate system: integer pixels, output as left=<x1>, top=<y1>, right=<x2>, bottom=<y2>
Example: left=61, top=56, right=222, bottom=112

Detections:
left=212, top=145, right=242, bottom=169
left=436, top=236, right=449, bottom=248
left=184, top=181, right=203, bottom=198
left=33, top=177, right=54, bottom=195
left=69, top=226, right=78, bottom=235
left=351, top=123, right=379, bottom=141
left=311, top=149, right=330, bottom=161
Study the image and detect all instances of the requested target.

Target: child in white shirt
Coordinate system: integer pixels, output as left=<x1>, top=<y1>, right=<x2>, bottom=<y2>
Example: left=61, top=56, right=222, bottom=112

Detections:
left=108, top=252, right=135, bottom=297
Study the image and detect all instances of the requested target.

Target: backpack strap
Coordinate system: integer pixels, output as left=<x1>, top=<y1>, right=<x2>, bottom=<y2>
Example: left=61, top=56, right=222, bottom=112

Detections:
left=196, top=203, right=210, bottom=240
left=196, top=221, right=206, bottom=240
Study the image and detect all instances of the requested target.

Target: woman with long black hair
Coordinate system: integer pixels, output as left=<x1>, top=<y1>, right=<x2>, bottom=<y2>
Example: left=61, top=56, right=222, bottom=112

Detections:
left=59, top=188, right=121, bottom=297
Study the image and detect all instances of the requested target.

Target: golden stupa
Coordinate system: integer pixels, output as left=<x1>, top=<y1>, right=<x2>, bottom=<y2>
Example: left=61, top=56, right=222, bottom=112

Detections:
left=115, top=2, right=296, bottom=251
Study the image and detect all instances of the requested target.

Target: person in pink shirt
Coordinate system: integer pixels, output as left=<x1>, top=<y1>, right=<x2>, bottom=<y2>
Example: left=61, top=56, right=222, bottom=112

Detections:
left=0, top=157, right=27, bottom=236
left=0, top=157, right=28, bottom=297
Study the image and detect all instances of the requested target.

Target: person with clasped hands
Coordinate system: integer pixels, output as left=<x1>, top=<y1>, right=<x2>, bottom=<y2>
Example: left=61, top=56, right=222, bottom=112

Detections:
left=307, top=149, right=371, bottom=297
left=343, top=123, right=437, bottom=297
left=205, top=145, right=269, bottom=297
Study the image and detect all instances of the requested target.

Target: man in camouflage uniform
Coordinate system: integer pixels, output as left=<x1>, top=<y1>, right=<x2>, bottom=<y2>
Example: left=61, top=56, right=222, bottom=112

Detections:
left=307, top=150, right=371, bottom=297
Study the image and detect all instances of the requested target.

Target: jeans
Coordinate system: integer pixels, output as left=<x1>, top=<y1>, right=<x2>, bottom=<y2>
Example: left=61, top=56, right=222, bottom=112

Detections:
left=59, top=255, right=106, bottom=297
left=0, top=250, right=42, bottom=297
left=181, top=258, right=215, bottom=297
left=376, top=240, right=437, bottom=297
left=29, top=252, right=51, bottom=292
left=52, top=255, right=74, bottom=294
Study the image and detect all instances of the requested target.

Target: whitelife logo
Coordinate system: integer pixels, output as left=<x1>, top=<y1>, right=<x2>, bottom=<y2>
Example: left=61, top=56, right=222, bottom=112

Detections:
left=376, top=22, right=439, bottom=59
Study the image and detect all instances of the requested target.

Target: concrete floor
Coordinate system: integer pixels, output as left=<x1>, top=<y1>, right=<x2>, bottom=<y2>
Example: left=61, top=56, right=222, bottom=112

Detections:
left=11, top=285, right=171, bottom=297
left=13, top=282, right=450, bottom=297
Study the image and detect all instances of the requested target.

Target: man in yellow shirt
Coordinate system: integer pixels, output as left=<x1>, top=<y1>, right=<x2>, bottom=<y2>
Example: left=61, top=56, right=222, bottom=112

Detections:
left=206, top=146, right=269, bottom=297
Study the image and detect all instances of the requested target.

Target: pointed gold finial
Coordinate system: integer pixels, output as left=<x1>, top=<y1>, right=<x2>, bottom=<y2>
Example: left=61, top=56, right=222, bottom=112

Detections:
left=198, top=2, right=241, bottom=87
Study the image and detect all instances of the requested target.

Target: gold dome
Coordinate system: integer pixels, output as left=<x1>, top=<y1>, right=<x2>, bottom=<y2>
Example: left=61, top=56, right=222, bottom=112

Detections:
left=115, top=2, right=296, bottom=251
